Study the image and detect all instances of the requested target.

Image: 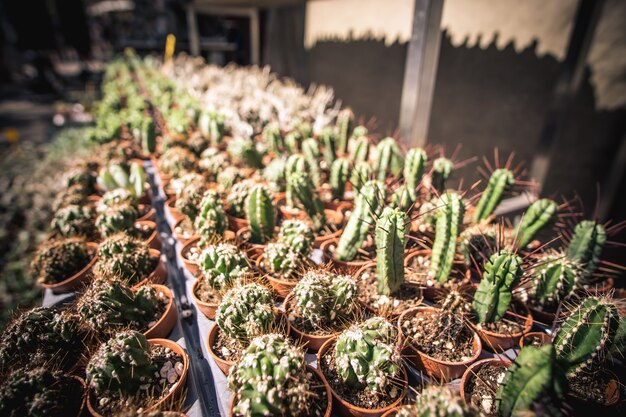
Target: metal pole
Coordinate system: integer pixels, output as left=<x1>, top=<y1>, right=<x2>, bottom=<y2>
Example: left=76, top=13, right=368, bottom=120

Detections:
left=186, top=4, right=200, bottom=56
left=398, top=0, right=444, bottom=147
left=250, top=8, right=260, bottom=65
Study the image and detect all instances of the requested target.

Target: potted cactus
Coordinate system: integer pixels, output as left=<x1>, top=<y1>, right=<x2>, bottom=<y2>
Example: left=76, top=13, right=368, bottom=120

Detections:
left=172, top=182, right=207, bottom=242
left=175, top=189, right=228, bottom=245
left=155, top=146, right=198, bottom=182
left=225, top=179, right=256, bottom=231
left=51, top=204, right=96, bottom=239
left=388, top=385, right=477, bottom=417
left=459, top=358, right=510, bottom=416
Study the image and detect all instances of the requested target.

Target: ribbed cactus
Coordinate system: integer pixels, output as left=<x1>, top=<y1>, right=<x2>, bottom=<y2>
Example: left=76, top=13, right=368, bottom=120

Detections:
left=472, top=250, right=523, bottom=323
left=86, top=330, right=157, bottom=396
left=98, top=161, right=146, bottom=198
left=175, top=182, right=206, bottom=222
left=262, top=158, right=286, bottom=191
left=396, top=386, right=476, bottom=417
left=373, top=137, right=404, bottom=181
left=336, top=109, right=354, bottom=155
left=320, top=126, right=336, bottom=166
left=391, top=185, right=413, bottom=211
left=429, top=192, right=465, bottom=283
left=278, top=219, right=315, bottom=256
left=431, top=157, right=453, bottom=194
left=228, top=334, right=310, bottom=417
left=284, top=131, right=302, bottom=154
left=404, top=148, right=427, bottom=200
left=566, top=220, right=606, bottom=279
left=473, top=168, right=515, bottom=222
left=245, top=184, right=275, bottom=244
left=375, top=207, right=409, bottom=296
left=198, top=243, right=250, bottom=291
left=496, top=345, right=565, bottom=417
left=95, top=203, right=139, bottom=237
left=199, top=149, right=229, bottom=180
left=286, top=172, right=326, bottom=231
left=216, top=283, right=274, bottom=343
left=227, top=179, right=256, bottom=218
left=31, top=238, right=90, bottom=285
left=349, top=161, right=372, bottom=191
left=530, top=250, right=582, bottom=308
left=194, top=190, right=228, bottom=243
left=554, top=296, right=621, bottom=376
left=302, top=138, right=322, bottom=186
left=336, top=180, right=385, bottom=261
left=349, top=136, right=370, bottom=163
left=262, top=122, right=284, bottom=155
left=330, top=157, right=350, bottom=200
left=51, top=204, right=95, bottom=237
left=334, top=317, right=401, bottom=395
left=218, top=166, right=244, bottom=191
left=264, top=242, right=299, bottom=276
left=285, top=153, right=307, bottom=178
left=158, top=147, right=198, bottom=176
left=516, top=198, right=558, bottom=248
left=94, top=233, right=153, bottom=284
left=292, top=271, right=357, bottom=328
left=352, top=125, right=368, bottom=139
left=227, top=137, right=264, bottom=169
left=199, top=112, right=225, bottom=145
left=138, top=116, right=156, bottom=154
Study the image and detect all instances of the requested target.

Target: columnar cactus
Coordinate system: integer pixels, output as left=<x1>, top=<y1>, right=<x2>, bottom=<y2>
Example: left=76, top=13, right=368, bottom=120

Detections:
left=51, top=204, right=95, bottom=237
left=349, top=136, right=370, bottom=163
left=431, top=157, right=453, bottom=194
left=286, top=171, right=326, bottom=231
left=218, top=166, right=244, bottom=191
left=334, top=317, right=402, bottom=395
left=194, top=190, right=228, bottom=243
left=228, top=137, right=264, bottom=169
left=404, top=147, right=427, bottom=201
left=228, top=334, right=311, bottom=417
left=373, top=137, right=404, bottom=181
left=336, top=180, right=385, bottom=261
left=139, top=116, right=156, bottom=153
left=215, top=283, right=274, bottom=343
left=565, top=220, right=606, bottom=279
left=376, top=207, right=409, bottom=296
left=429, top=192, right=465, bottom=283
left=530, top=250, right=583, bottom=308
left=472, top=250, right=523, bottom=323
left=263, top=122, right=284, bottom=155
left=391, top=185, right=413, bottom=211
left=95, top=203, right=139, bottom=237
left=198, top=243, right=250, bottom=291
left=349, top=161, right=372, bottom=191
left=516, top=198, right=558, bottom=248
left=396, top=386, right=476, bottom=417
left=473, top=168, right=515, bottom=222
left=31, top=238, right=90, bottom=285
left=320, top=126, right=336, bottom=165
left=330, top=157, right=350, bottom=200
left=94, top=233, right=153, bottom=284
left=245, top=184, right=275, bottom=244
left=86, top=330, right=157, bottom=396
left=302, top=138, right=322, bottom=186
left=285, top=154, right=307, bottom=178
left=278, top=219, right=315, bottom=256
left=284, top=131, right=302, bottom=154
left=336, top=109, right=354, bottom=155
left=460, top=225, right=497, bottom=269
left=98, top=161, right=146, bottom=198
left=227, top=179, right=257, bottom=218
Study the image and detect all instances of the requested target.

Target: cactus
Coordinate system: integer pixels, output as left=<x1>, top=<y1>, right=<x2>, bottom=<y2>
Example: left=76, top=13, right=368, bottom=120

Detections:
left=530, top=250, right=583, bottom=308
left=31, top=238, right=90, bottom=285
left=292, top=271, right=357, bottom=328
left=94, top=233, right=153, bottom=284
left=516, top=198, right=558, bottom=248
left=216, top=283, right=274, bottom=343
left=174, top=182, right=207, bottom=222
left=284, top=131, right=302, bottom=154
left=396, top=385, right=476, bottom=417
left=51, top=204, right=95, bottom=237
left=320, top=126, right=336, bottom=165
left=286, top=172, right=326, bottom=231
left=139, top=116, right=156, bottom=154
left=199, top=150, right=229, bottom=180
left=460, top=225, right=498, bottom=269
left=198, top=243, right=250, bottom=291
left=100, top=188, right=137, bottom=207
left=391, top=185, right=413, bottom=211
left=404, top=148, right=427, bottom=201
left=566, top=220, right=606, bottom=279
left=349, top=136, right=370, bottom=163
left=472, top=250, right=523, bottom=323
left=228, top=137, right=263, bottom=169
left=218, top=166, right=244, bottom=191
left=334, top=317, right=401, bottom=395
left=158, top=147, right=198, bottom=176
left=429, top=192, right=465, bottom=283
left=352, top=125, right=368, bottom=139
left=227, top=179, right=257, bottom=218
left=330, top=157, right=350, bottom=200
left=95, top=202, right=139, bottom=237
left=373, top=137, right=404, bottom=181
left=78, top=278, right=160, bottom=333
left=431, top=157, right=453, bottom=194
left=264, top=242, right=299, bottom=276
left=336, top=109, right=354, bottom=155
left=285, top=153, right=308, bottom=177
left=170, top=172, right=205, bottom=198
left=302, top=138, right=322, bottom=186
left=129, top=161, right=146, bottom=198
left=66, top=166, right=97, bottom=194
left=53, top=184, right=90, bottom=211
left=278, top=219, right=315, bottom=257
left=228, top=334, right=311, bottom=417
left=375, top=207, right=409, bottom=296
left=336, top=180, right=385, bottom=261
left=199, top=112, right=225, bottom=145
left=262, top=158, right=286, bottom=191
left=246, top=184, right=275, bottom=244
left=86, top=330, right=157, bottom=396
left=194, top=190, right=227, bottom=243
left=98, top=161, right=146, bottom=198
left=349, top=160, right=372, bottom=192
left=262, top=122, right=283, bottom=155
left=553, top=296, right=621, bottom=376
left=473, top=168, right=515, bottom=222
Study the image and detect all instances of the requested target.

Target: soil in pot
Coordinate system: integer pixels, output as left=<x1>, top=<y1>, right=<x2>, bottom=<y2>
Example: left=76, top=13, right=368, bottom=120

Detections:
left=194, top=278, right=221, bottom=305
left=520, top=332, right=551, bottom=348
left=38, top=242, right=97, bottom=287
left=323, top=237, right=377, bottom=267
left=403, top=252, right=466, bottom=295
left=464, top=361, right=507, bottom=416
left=284, top=294, right=351, bottom=337
left=355, top=263, right=423, bottom=316
left=133, top=221, right=157, bottom=242
left=174, top=217, right=197, bottom=241
left=471, top=303, right=527, bottom=336
left=568, top=370, right=620, bottom=406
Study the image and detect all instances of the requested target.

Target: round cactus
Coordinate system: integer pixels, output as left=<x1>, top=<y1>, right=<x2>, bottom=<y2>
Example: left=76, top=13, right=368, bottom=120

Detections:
left=473, top=168, right=515, bottom=222
left=216, top=283, right=275, bottom=343
left=277, top=219, right=314, bottom=257
left=51, top=204, right=95, bottom=238
left=174, top=182, right=206, bottom=222
left=227, top=179, right=257, bottom=218
left=99, top=188, right=137, bottom=208
left=158, top=147, right=198, bottom=176
left=227, top=136, right=263, bottom=169
left=263, top=242, right=299, bottom=276
left=199, top=150, right=229, bottom=180
left=95, top=202, right=139, bottom=237
left=246, top=184, right=275, bottom=244
left=194, top=190, right=227, bottom=243
left=396, top=385, right=476, bottom=417
left=31, top=238, right=90, bottom=285
left=218, top=166, right=244, bottom=191
left=198, top=243, right=250, bottom=291
left=262, top=158, right=286, bottom=191
left=94, top=233, right=153, bottom=284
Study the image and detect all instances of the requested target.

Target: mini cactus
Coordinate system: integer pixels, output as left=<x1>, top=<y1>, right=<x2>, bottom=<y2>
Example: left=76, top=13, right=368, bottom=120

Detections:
left=404, top=147, right=427, bottom=201
left=98, top=161, right=146, bottom=198
left=262, top=158, right=286, bottom=191
left=284, top=130, right=302, bottom=154
left=216, top=283, right=274, bottom=343
left=218, top=166, right=244, bottom=191
left=320, top=126, right=336, bottom=165
left=349, top=160, right=372, bottom=191
left=199, top=112, right=225, bottom=145
left=516, top=198, right=558, bottom=248
left=264, top=242, right=299, bottom=276
left=431, top=157, right=453, bottom=194
left=330, top=157, right=350, bottom=200
left=285, top=153, right=308, bottom=177
left=472, top=250, right=523, bottom=323
left=349, top=136, right=370, bottom=163
left=278, top=219, right=315, bottom=257
left=228, top=334, right=311, bottom=417
left=375, top=207, right=409, bottom=296
left=336, top=109, right=354, bottom=155
left=262, top=122, right=284, bottom=155
left=51, top=204, right=95, bottom=238
left=100, top=188, right=137, bottom=208
left=391, top=185, right=413, bottom=211
left=336, top=180, right=385, bottom=261
left=31, top=238, right=90, bottom=285
left=302, top=138, right=322, bottom=186
left=53, top=183, right=90, bottom=211
left=94, top=233, right=153, bottom=284
left=158, top=147, right=198, bottom=176
left=460, top=225, right=498, bottom=269
left=429, top=192, right=465, bottom=283
left=334, top=317, right=401, bottom=395
left=473, top=168, right=515, bottom=222
left=198, top=243, right=250, bottom=291
left=228, top=137, right=264, bottom=169
left=86, top=330, right=157, bottom=396
left=194, top=190, right=228, bottom=243
left=199, top=150, right=229, bottom=180
left=139, top=116, right=157, bottom=154
left=286, top=171, right=326, bottom=231
left=245, top=184, right=275, bottom=244
left=373, top=137, right=404, bottom=181
left=530, top=250, right=583, bottom=309
left=352, top=125, right=368, bottom=139
left=565, top=220, right=606, bottom=279
left=396, top=385, right=476, bottom=417
left=175, top=182, right=207, bottom=222
left=95, top=202, right=139, bottom=237
left=227, top=179, right=256, bottom=218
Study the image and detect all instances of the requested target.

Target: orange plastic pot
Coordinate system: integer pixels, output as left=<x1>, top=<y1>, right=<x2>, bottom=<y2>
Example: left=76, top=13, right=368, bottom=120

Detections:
left=179, top=237, right=201, bottom=276
left=143, top=284, right=178, bottom=339
left=468, top=303, right=533, bottom=352
left=191, top=279, right=218, bottom=320
left=320, top=238, right=373, bottom=274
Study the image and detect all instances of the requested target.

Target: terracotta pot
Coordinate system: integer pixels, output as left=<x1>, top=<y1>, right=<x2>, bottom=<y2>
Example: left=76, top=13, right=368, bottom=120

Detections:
left=69, top=375, right=87, bottom=417
left=206, top=324, right=235, bottom=375
left=226, top=213, right=249, bottom=232
left=519, top=331, right=552, bottom=349
left=133, top=249, right=167, bottom=288
left=320, top=238, right=373, bottom=274
left=165, top=196, right=185, bottom=222
left=143, top=284, right=178, bottom=339
left=255, top=253, right=298, bottom=299
left=566, top=372, right=621, bottom=407
left=179, top=237, right=201, bottom=276
left=380, top=410, right=398, bottom=417
left=284, top=293, right=340, bottom=351
left=459, top=358, right=511, bottom=406
left=235, top=227, right=266, bottom=261
left=136, top=220, right=160, bottom=250
left=172, top=217, right=198, bottom=246
left=317, top=338, right=408, bottom=417
left=528, top=305, right=557, bottom=327
left=191, top=279, right=219, bottom=320
left=468, top=303, right=533, bottom=352
left=580, top=277, right=614, bottom=295
left=275, top=196, right=308, bottom=221
left=39, top=242, right=99, bottom=293
left=87, top=338, right=189, bottom=417
left=137, top=204, right=156, bottom=222
left=228, top=366, right=332, bottom=417
left=398, top=307, right=482, bottom=381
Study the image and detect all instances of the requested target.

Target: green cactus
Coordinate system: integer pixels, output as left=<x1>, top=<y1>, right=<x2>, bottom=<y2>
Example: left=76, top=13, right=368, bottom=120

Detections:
left=227, top=179, right=257, bottom=218
left=336, top=109, right=354, bottom=155
left=404, top=147, right=427, bottom=201
left=98, top=161, right=146, bottom=198
left=473, top=168, right=515, bottom=222
left=286, top=172, right=326, bottom=231
left=349, top=136, right=370, bottom=163
left=284, top=131, right=302, bottom=154
left=246, top=184, right=275, bottom=244
left=334, top=317, right=401, bottom=395
left=100, top=188, right=137, bottom=207
left=31, top=238, right=90, bottom=285
left=94, top=233, right=153, bottom=284
left=198, top=243, right=250, bottom=291
left=228, top=334, right=311, bottom=417
left=373, top=137, right=404, bottom=181
left=336, top=180, right=385, bottom=261
left=171, top=172, right=205, bottom=198
left=566, top=220, right=606, bottom=279
left=516, top=199, right=558, bottom=248
left=262, top=122, right=283, bottom=155
left=216, top=283, right=274, bottom=343
left=158, top=147, right=198, bottom=176
left=320, top=127, right=336, bottom=165
left=375, top=207, right=409, bottom=296
left=530, top=250, right=583, bottom=309
left=302, top=138, right=322, bottom=186
left=218, top=166, right=244, bottom=191
left=460, top=225, right=498, bottom=269
left=349, top=160, right=372, bottom=191
left=330, top=157, right=350, bottom=200
left=86, top=330, right=157, bottom=396
left=174, top=182, right=207, bottom=222
left=51, top=204, right=95, bottom=238
left=264, top=242, right=299, bottom=276
left=472, top=250, right=523, bottom=323
left=194, top=190, right=228, bottom=243
left=95, top=202, right=139, bottom=237
left=66, top=166, right=97, bottom=194
left=396, top=385, right=476, bottom=417
left=431, top=157, right=453, bottom=195
left=199, top=149, right=229, bottom=180
left=352, top=125, right=368, bottom=139
left=53, top=183, right=90, bottom=211
left=228, top=137, right=264, bottom=169
left=199, top=112, right=225, bottom=146
left=391, top=185, right=413, bottom=211
left=285, top=154, right=307, bottom=178
left=139, top=116, right=156, bottom=154
left=278, top=219, right=315, bottom=257
left=429, top=192, right=465, bottom=283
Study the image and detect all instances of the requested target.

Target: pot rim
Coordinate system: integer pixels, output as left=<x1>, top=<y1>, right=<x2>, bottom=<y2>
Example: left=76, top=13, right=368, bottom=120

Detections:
left=39, top=242, right=99, bottom=290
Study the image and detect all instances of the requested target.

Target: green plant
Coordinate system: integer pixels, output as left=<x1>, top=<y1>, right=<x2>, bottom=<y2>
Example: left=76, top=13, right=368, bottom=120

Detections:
left=94, top=233, right=153, bottom=284
left=302, top=138, right=322, bottom=186
left=199, top=148, right=229, bottom=179
left=335, top=180, right=385, bottom=261
left=285, top=154, right=307, bottom=177
left=158, top=147, right=198, bottom=177
left=245, top=184, right=275, bottom=244
left=286, top=171, right=326, bottom=231
left=373, top=137, right=404, bottom=181
left=262, top=158, right=286, bottom=191
left=530, top=250, right=583, bottom=309
left=336, top=109, right=354, bottom=156
left=263, top=242, right=299, bottom=276
left=31, top=238, right=90, bottom=285
left=431, top=157, right=453, bottom=194
left=227, top=179, right=256, bottom=218
left=97, top=161, right=146, bottom=198
left=284, top=131, right=302, bottom=154
left=228, top=137, right=263, bottom=169
left=330, top=157, right=350, bottom=200
left=566, top=220, right=606, bottom=279
left=198, top=243, right=250, bottom=291
left=349, top=136, right=370, bottom=163
left=473, top=168, right=515, bottom=222
left=138, top=116, right=156, bottom=154
left=404, top=148, right=427, bottom=201
left=277, top=219, right=315, bottom=257
left=472, top=250, right=523, bottom=323
left=216, top=283, right=274, bottom=343
left=429, top=192, right=465, bottom=283
left=320, top=127, right=336, bottom=166
left=100, top=188, right=137, bottom=207
left=175, top=182, right=206, bottom=222
left=228, top=333, right=310, bottom=417
left=86, top=330, right=157, bottom=396
left=334, top=317, right=401, bottom=395
left=218, top=166, right=244, bottom=191
left=391, top=185, right=413, bottom=211
left=349, top=160, right=372, bottom=191
left=53, top=183, right=90, bottom=211
left=262, top=122, right=284, bottom=155
left=194, top=190, right=227, bottom=243
left=95, top=203, right=139, bottom=237
left=199, top=112, right=225, bottom=146
left=51, top=204, right=95, bottom=237
left=460, top=225, right=498, bottom=269
left=396, top=385, right=476, bottom=417
left=516, top=198, right=558, bottom=248
left=375, top=207, right=409, bottom=296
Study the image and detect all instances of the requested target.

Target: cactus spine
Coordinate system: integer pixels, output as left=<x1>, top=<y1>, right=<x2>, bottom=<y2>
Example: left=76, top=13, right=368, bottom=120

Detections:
left=530, top=251, right=582, bottom=308
left=245, top=184, right=275, bottom=244
left=566, top=220, right=606, bottom=279
left=431, top=157, right=453, bottom=194
left=373, top=137, right=404, bottom=181
left=429, top=192, right=464, bottom=283
left=198, top=243, right=250, bottom=291
left=330, top=157, right=350, bottom=200
left=376, top=207, right=409, bottom=295
left=31, top=238, right=90, bottom=285
left=516, top=198, right=558, bottom=248
left=404, top=148, right=427, bottom=201
left=473, top=168, right=515, bottom=222
left=215, top=283, right=274, bottom=343
left=286, top=172, right=326, bottom=231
